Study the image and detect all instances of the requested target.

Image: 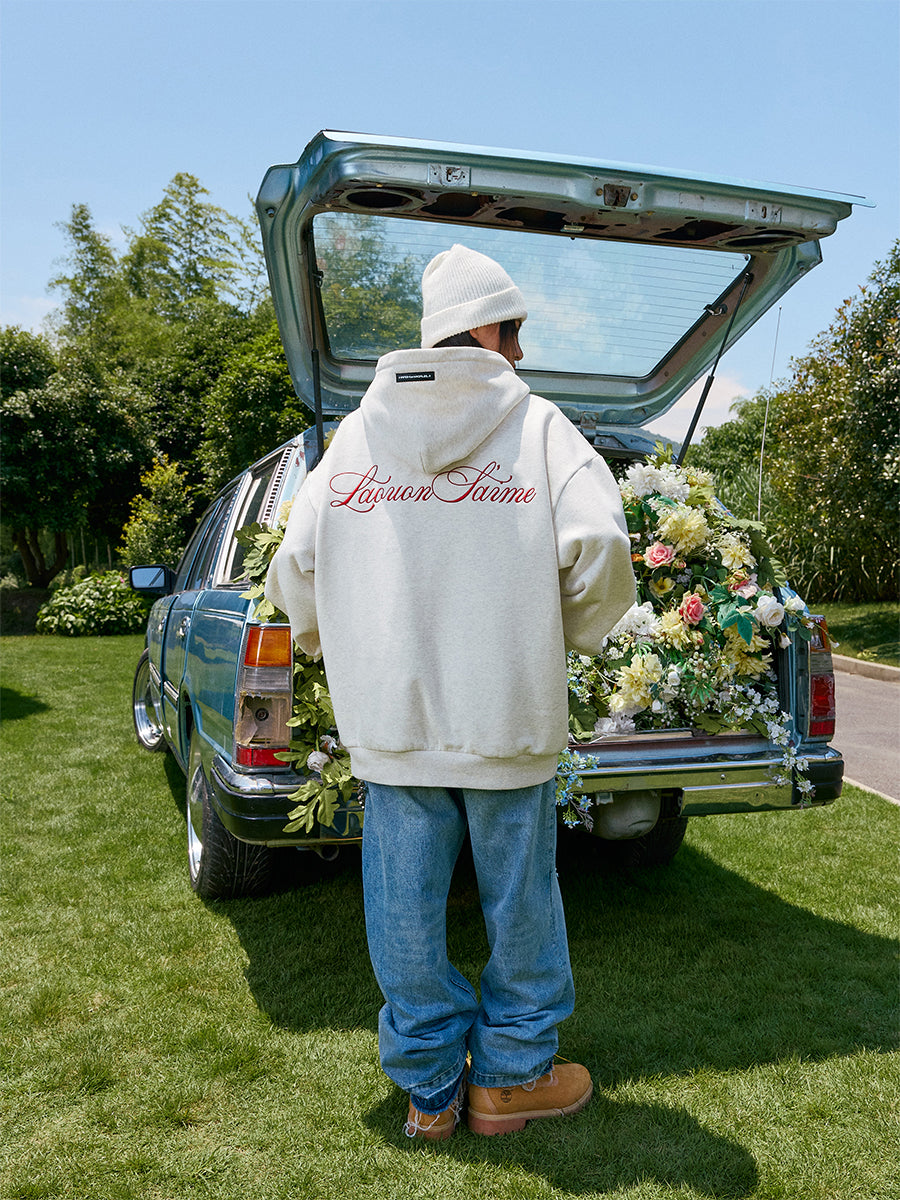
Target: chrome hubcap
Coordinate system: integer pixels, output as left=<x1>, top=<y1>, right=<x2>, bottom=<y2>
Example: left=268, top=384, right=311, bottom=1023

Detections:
left=134, top=660, right=163, bottom=748
left=186, top=743, right=205, bottom=880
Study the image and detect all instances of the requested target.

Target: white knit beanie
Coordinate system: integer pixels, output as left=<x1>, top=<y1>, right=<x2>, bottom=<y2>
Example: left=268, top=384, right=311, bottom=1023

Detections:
left=420, top=244, right=527, bottom=348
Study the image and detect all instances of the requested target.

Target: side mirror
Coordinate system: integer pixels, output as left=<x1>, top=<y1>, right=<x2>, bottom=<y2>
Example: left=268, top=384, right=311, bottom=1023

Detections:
left=129, top=565, right=175, bottom=596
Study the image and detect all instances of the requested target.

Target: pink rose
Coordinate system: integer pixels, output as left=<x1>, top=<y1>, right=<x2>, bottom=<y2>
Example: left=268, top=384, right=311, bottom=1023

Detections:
left=679, top=592, right=706, bottom=625
left=644, top=542, right=676, bottom=569
left=732, top=575, right=759, bottom=598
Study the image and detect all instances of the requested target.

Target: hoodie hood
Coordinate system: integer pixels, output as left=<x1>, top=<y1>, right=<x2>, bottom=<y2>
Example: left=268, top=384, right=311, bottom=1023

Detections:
left=359, top=347, right=531, bottom=475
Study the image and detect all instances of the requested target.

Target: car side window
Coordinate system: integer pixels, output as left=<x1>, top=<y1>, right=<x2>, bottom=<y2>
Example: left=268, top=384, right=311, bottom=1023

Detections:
left=186, top=483, right=245, bottom=591
left=174, top=503, right=220, bottom=592
left=173, top=487, right=236, bottom=593
left=220, top=449, right=291, bottom=584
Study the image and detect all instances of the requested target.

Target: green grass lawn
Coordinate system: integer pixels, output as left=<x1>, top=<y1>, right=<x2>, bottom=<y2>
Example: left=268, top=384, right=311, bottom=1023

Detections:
left=810, top=600, right=899, bottom=667
left=1, top=635, right=898, bottom=1200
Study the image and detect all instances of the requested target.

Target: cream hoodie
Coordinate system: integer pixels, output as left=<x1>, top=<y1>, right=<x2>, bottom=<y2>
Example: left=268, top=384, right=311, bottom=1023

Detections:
left=265, top=347, right=635, bottom=789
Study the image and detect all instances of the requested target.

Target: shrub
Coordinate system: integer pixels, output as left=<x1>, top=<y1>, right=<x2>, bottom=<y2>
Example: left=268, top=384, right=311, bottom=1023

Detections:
left=119, top=455, right=192, bottom=568
left=35, top=571, right=150, bottom=636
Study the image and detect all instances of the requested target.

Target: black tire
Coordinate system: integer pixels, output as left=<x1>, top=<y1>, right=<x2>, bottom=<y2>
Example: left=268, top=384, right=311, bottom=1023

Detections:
left=599, top=815, right=688, bottom=869
left=132, top=650, right=167, bottom=752
left=185, top=729, right=278, bottom=899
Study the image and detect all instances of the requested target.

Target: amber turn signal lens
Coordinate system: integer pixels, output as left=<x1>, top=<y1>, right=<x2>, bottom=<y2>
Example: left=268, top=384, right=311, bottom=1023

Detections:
left=244, top=626, right=292, bottom=667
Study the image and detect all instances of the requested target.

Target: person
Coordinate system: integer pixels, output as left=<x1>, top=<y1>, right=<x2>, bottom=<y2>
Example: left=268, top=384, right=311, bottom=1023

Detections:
left=265, top=243, right=636, bottom=1139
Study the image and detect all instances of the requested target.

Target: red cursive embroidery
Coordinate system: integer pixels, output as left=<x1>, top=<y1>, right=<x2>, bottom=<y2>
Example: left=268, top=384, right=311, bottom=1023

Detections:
left=329, top=463, right=535, bottom=513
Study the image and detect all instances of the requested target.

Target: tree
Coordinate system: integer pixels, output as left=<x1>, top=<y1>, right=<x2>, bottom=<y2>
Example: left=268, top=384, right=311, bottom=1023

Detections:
left=691, top=240, right=899, bottom=602
left=4, top=175, right=282, bottom=585
left=119, top=455, right=193, bottom=567
left=198, top=321, right=306, bottom=492
left=49, top=204, right=122, bottom=358
left=315, top=213, right=423, bottom=356
left=0, top=325, right=56, bottom=393
left=130, top=300, right=270, bottom=490
left=122, top=173, right=244, bottom=320
left=1, top=353, right=151, bottom=585
left=768, top=241, right=899, bottom=601
left=687, top=391, right=782, bottom=523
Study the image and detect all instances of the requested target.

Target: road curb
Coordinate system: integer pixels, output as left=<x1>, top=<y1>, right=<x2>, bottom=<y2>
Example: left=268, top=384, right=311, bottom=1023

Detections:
left=832, top=654, right=900, bottom=684
left=843, top=778, right=900, bottom=805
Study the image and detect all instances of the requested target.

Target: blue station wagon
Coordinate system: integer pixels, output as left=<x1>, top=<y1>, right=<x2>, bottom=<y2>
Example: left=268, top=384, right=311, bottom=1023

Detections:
left=131, top=131, right=862, bottom=898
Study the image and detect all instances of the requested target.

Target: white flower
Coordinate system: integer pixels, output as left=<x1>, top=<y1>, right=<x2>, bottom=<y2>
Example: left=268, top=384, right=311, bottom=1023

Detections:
left=593, top=713, right=636, bottom=737
left=609, top=601, right=659, bottom=641
left=755, top=594, right=785, bottom=627
left=624, top=462, right=665, bottom=498
left=784, top=594, right=806, bottom=614
left=320, top=734, right=339, bottom=753
left=306, top=750, right=331, bottom=773
left=656, top=466, right=691, bottom=502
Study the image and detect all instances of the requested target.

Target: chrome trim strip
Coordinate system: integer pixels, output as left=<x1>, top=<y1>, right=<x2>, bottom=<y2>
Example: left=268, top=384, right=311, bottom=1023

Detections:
left=576, top=756, right=786, bottom=793
left=574, top=747, right=841, bottom=812
left=212, top=753, right=304, bottom=797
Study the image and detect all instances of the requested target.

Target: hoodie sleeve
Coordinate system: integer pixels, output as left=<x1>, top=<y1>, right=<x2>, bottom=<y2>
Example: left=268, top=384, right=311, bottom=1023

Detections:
left=555, top=456, right=636, bottom=654
left=264, top=486, right=322, bottom=659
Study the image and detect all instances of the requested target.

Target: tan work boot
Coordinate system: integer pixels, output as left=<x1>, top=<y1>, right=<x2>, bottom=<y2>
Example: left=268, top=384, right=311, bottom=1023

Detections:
left=403, top=1068, right=468, bottom=1142
left=467, top=1061, right=592, bottom=1135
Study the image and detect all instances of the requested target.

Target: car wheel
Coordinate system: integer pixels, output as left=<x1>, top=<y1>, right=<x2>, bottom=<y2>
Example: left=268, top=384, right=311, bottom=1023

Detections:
left=600, top=815, right=688, bottom=868
left=132, top=650, right=167, bottom=752
left=185, top=729, right=278, bottom=899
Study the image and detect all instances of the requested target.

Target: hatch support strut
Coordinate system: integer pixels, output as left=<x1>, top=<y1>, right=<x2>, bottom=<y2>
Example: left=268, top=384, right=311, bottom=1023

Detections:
left=304, top=228, right=326, bottom=463
left=675, top=269, right=753, bottom=465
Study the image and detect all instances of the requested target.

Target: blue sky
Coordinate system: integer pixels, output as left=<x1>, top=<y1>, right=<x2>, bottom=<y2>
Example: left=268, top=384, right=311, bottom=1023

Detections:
left=1, top=0, right=897, bottom=438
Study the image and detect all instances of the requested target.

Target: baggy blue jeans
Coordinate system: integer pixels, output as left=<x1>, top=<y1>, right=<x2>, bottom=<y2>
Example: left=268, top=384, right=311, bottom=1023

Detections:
left=361, top=779, right=575, bottom=1113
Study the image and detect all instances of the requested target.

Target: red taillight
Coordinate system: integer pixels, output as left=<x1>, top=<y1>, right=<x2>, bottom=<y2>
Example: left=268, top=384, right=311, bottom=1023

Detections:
left=244, top=625, right=292, bottom=667
left=808, top=616, right=836, bottom=738
left=236, top=745, right=290, bottom=767
left=235, top=625, right=293, bottom=768
left=809, top=674, right=836, bottom=737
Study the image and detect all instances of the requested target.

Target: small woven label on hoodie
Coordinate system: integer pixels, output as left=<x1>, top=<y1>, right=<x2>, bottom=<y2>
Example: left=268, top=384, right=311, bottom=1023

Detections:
left=395, top=371, right=435, bottom=383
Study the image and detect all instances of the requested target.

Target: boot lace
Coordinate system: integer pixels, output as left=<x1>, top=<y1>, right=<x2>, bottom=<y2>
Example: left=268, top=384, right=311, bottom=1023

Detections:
left=404, top=1076, right=466, bottom=1138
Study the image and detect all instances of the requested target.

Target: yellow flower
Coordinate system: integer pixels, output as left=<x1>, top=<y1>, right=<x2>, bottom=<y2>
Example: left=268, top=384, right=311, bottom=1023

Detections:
left=609, top=653, right=663, bottom=713
left=723, top=626, right=771, bottom=678
left=717, top=532, right=755, bottom=572
left=649, top=576, right=676, bottom=600
left=657, top=609, right=694, bottom=649
left=685, top=466, right=714, bottom=489
left=657, top=505, right=710, bottom=554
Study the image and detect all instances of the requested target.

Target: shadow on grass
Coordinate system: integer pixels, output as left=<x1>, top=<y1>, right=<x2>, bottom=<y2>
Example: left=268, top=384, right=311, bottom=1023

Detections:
left=219, top=830, right=896, bottom=1076
left=0, top=685, right=51, bottom=721
left=366, top=1088, right=760, bottom=1197
left=213, top=829, right=894, bottom=1196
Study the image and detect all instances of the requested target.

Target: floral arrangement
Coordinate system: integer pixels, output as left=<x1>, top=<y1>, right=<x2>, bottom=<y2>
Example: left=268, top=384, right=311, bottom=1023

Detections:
left=561, top=446, right=816, bottom=823
left=236, top=447, right=817, bottom=833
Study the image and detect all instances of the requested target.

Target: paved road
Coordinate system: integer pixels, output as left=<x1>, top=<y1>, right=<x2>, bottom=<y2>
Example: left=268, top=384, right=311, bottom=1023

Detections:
left=833, top=669, right=900, bottom=802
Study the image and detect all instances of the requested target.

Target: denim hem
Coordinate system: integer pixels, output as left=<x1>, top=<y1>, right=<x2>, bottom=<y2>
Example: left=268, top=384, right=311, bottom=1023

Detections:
left=468, top=1055, right=556, bottom=1091
left=408, top=1058, right=468, bottom=1115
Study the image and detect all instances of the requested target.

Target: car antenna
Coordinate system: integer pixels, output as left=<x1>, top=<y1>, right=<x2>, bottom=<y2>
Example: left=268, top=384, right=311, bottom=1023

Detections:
left=757, top=305, right=781, bottom=521
left=675, top=268, right=753, bottom=466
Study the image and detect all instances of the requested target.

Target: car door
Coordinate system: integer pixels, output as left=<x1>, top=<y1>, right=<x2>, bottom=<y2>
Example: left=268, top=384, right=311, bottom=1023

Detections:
left=158, top=490, right=237, bottom=755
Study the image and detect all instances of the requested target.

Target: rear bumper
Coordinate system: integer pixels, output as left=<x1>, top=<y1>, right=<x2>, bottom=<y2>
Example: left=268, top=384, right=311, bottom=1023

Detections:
left=209, top=753, right=362, bottom=846
left=207, top=736, right=843, bottom=845
left=571, top=735, right=843, bottom=815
